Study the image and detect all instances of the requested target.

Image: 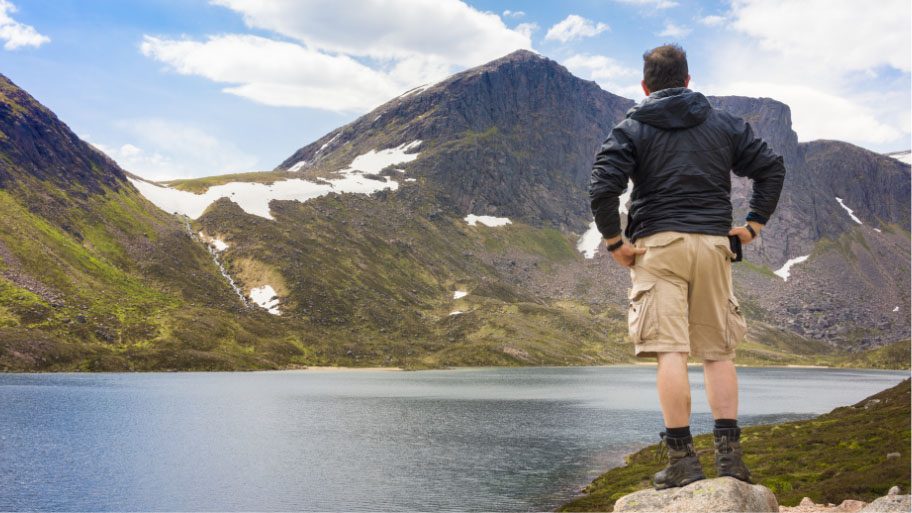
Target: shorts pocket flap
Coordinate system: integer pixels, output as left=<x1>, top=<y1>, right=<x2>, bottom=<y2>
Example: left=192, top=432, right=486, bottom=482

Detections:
left=715, top=241, right=737, bottom=259
left=628, top=281, right=655, bottom=302
left=643, top=233, right=685, bottom=248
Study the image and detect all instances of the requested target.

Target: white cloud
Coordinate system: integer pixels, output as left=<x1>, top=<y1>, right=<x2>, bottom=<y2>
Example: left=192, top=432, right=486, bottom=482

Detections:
left=503, top=10, right=525, bottom=18
left=143, top=0, right=531, bottom=111
left=714, top=81, right=900, bottom=144
left=545, top=15, right=609, bottom=43
left=701, top=0, right=911, bottom=149
left=514, top=23, right=539, bottom=40
left=698, top=15, right=726, bottom=26
left=141, top=34, right=405, bottom=111
left=563, top=54, right=642, bottom=98
left=211, top=0, right=529, bottom=66
left=91, top=119, right=259, bottom=181
left=616, top=0, right=679, bottom=9
left=657, top=22, right=691, bottom=38
left=729, top=0, right=910, bottom=73
left=0, top=0, right=49, bottom=50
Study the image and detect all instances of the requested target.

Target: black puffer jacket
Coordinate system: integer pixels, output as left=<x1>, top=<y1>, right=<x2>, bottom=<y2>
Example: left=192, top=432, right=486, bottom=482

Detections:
left=589, top=87, right=786, bottom=242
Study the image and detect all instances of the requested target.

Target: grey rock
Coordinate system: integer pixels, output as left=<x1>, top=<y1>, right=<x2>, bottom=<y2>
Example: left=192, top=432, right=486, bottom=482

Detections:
left=888, top=486, right=900, bottom=496
left=859, top=494, right=911, bottom=512
left=613, top=477, right=778, bottom=512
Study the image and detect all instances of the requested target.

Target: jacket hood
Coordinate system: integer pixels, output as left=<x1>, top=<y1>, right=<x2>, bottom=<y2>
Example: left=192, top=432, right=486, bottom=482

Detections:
left=627, top=87, right=711, bottom=129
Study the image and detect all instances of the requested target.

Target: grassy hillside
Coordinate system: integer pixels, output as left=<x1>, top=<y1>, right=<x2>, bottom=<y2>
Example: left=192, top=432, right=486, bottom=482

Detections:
left=559, top=378, right=911, bottom=511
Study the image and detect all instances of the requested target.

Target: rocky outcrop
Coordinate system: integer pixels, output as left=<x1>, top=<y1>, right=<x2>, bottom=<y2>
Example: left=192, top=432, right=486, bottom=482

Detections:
left=860, top=493, right=911, bottom=512
left=778, top=488, right=911, bottom=513
left=613, top=477, right=778, bottom=512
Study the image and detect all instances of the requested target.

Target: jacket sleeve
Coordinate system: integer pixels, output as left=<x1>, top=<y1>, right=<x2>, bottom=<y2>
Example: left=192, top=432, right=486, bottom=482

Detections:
left=590, top=123, right=636, bottom=239
left=731, top=118, right=786, bottom=223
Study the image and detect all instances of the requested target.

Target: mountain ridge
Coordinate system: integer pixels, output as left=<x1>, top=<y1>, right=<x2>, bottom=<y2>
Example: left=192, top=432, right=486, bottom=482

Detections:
left=0, top=51, right=908, bottom=371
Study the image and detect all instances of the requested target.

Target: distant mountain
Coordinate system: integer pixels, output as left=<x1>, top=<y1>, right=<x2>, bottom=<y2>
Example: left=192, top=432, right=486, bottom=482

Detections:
left=2, top=50, right=909, bottom=371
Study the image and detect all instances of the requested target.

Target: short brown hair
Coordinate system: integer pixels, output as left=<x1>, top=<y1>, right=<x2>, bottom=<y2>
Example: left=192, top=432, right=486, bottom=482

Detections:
left=642, top=44, right=688, bottom=92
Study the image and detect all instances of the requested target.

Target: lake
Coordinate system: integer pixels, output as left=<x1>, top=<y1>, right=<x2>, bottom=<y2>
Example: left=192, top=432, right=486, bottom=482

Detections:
left=0, top=366, right=906, bottom=512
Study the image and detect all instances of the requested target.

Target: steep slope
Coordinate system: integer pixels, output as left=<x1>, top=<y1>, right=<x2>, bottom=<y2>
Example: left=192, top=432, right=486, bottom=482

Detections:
left=0, top=74, right=330, bottom=371
left=278, top=50, right=634, bottom=232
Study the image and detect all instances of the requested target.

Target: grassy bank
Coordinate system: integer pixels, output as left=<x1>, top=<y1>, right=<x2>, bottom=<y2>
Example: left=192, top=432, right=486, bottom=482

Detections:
left=559, top=378, right=911, bottom=511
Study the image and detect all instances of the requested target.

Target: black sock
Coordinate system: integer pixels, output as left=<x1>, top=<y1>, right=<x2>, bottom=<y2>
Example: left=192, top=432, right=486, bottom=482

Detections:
left=714, top=418, right=738, bottom=429
left=665, top=426, right=692, bottom=439
left=714, top=419, right=740, bottom=441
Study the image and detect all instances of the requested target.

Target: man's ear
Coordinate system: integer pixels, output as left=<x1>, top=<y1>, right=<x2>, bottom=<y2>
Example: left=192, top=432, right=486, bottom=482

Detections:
left=684, top=75, right=690, bottom=87
left=641, top=80, right=650, bottom=96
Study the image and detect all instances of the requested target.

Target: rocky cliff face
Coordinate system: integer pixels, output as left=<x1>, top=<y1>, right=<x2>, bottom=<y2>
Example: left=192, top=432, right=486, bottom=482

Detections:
left=281, top=50, right=634, bottom=232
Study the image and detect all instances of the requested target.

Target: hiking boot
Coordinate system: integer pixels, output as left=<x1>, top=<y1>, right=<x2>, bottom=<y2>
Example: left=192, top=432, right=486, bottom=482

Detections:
left=653, top=432, right=706, bottom=490
left=714, top=428, right=752, bottom=483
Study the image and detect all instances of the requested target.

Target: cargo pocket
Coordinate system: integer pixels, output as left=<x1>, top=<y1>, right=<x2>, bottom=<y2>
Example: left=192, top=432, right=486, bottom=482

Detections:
left=628, top=281, right=657, bottom=344
left=725, top=295, right=747, bottom=349
left=714, top=241, right=737, bottom=260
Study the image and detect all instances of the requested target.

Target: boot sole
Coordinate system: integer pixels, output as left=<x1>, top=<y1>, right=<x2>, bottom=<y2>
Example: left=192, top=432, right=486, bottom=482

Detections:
left=654, top=474, right=706, bottom=490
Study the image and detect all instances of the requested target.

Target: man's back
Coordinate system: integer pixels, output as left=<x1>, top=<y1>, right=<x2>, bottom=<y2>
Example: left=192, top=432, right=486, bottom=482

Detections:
left=589, top=87, right=784, bottom=244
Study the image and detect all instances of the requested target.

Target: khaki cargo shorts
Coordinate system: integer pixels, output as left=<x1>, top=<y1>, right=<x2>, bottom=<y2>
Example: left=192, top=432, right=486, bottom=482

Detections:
left=627, top=231, right=747, bottom=361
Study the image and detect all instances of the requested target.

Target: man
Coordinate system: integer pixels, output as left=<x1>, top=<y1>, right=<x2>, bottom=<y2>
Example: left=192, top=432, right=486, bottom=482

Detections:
left=589, top=44, right=785, bottom=489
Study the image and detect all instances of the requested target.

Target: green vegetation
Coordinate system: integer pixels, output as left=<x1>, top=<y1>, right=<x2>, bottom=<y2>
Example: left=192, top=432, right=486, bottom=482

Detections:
left=559, top=379, right=911, bottom=512
left=163, top=170, right=296, bottom=194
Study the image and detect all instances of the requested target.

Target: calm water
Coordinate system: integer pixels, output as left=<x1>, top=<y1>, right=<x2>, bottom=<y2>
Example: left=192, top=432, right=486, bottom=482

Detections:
left=0, top=366, right=906, bottom=512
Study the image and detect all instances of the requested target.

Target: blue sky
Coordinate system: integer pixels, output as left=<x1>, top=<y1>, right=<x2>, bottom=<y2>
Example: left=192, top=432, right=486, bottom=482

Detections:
left=2, top=0, right=909, bottom=180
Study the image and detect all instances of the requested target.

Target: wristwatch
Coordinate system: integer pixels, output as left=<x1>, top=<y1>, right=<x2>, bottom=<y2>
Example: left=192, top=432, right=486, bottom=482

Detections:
left=744, top=224, right=757, bottom=239
left=606, top=239, right=625, bottom=252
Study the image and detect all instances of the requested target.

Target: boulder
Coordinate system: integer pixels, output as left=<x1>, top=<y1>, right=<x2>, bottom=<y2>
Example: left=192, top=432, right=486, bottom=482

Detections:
left=613, top=477, right=778, bottom=512
left=859, top=494, right=911, bottom=512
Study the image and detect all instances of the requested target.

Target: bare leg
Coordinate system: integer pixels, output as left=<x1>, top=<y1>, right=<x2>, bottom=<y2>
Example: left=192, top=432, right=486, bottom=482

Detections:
left=656, top=352, right=691, bottom=428
left=702, top=359, right=738, bottom=419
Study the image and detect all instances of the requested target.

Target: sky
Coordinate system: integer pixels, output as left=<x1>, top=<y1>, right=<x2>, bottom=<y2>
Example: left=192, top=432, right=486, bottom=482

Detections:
left=1, top=0, right=910, bottom=181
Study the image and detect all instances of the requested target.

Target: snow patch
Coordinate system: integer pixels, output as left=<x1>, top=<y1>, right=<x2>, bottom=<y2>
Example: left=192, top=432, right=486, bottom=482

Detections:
left=577, top=221, right=603, bottom=259
left=373, top=114, right=383, bottom=122
left=404, top=178, right=416, bottom=182
left=130, top=176, right=398, bottom=220
left=774, top=255, right=810, bottom=281
left=464, top=215, right=512, bottom=227
left=398, top=83, right=434, bottom=98
left=128, top=140, right=422, bottom=220
left=835, top=197, right=863, bottom=224
left=618, top=179, right=634, bottom=215
left=453, top=291, right=467, bottom=299
left=250, top=285, right=280, bottom=315
left=288, top=133, right=341, bottom=172
left=893, top=306, right=900, bottom=312
left=199, top=231, right=228, bottom=251
left=888, top=150, right=911, bottom=165
left=449, top=311, right=463, bottom=316
left=319, top=134, right=340, bottom=153
left=340, top=140, right=421, bottom=175
left=874, top=228, right=882, bottom=233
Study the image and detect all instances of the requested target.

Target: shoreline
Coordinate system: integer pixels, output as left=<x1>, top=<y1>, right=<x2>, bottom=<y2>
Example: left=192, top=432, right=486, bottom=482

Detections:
left=4, top=362, right=908, bottom=374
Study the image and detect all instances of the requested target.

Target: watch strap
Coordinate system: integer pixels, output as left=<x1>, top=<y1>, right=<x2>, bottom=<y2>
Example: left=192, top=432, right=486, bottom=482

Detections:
left=606, top=239, right=624, bottom=252
left=745, top=224, right=757, bottom=239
